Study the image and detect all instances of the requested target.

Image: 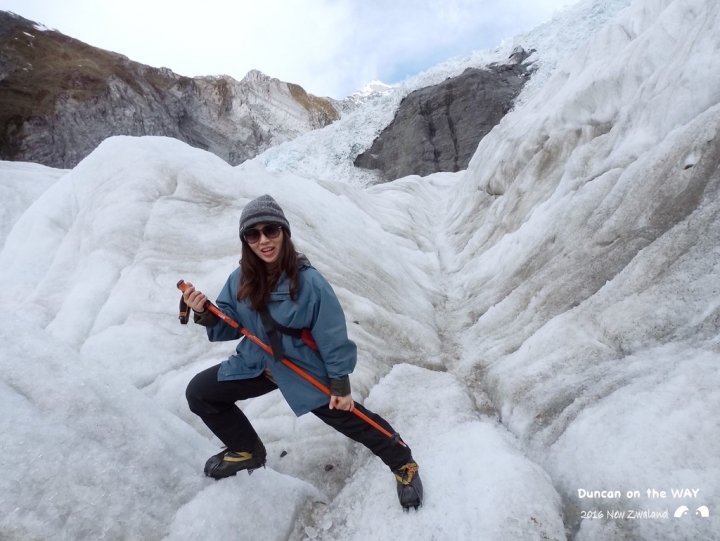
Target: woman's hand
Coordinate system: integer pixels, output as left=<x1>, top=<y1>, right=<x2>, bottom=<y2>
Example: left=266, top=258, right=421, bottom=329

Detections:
left=329, top=394, right=354, bottom=411
left=182, top=282, right=208, bottom=313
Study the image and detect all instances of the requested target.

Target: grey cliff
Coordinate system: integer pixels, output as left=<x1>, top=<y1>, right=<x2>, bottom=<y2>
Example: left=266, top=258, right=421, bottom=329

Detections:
left=354, top=48, right=534, bottom=182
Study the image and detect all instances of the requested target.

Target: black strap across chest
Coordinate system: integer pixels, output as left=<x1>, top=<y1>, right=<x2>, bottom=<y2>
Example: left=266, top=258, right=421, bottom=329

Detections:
left=258, top=305, right=318, bottom=362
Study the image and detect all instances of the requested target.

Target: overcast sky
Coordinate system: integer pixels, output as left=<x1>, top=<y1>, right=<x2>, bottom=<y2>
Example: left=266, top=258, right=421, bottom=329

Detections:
left=2, top=0, right=579, bottom=99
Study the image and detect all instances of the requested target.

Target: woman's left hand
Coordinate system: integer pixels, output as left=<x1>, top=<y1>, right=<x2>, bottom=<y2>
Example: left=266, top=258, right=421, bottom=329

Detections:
left=329, top=394, right=354, bottom=411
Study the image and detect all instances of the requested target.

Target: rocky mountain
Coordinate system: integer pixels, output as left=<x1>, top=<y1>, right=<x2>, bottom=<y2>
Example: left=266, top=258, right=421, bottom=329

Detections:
left=0, top=11, right=340, bottom=168
left=354, top=47, right=534, bottom=181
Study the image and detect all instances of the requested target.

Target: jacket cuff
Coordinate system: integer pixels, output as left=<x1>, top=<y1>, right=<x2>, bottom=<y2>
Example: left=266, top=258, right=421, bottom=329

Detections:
left=193, top=310, right=220, bottom=327
left=329, top=377, right=351, bottom=396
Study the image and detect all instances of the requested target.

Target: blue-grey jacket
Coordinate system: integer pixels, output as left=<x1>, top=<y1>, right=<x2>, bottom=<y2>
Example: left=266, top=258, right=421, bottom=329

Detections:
left=196, top=257, right=357, bottom=416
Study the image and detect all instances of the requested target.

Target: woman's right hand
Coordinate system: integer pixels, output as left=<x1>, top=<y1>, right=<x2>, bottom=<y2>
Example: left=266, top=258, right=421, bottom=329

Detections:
left=182, top=282, right=208, bottom=313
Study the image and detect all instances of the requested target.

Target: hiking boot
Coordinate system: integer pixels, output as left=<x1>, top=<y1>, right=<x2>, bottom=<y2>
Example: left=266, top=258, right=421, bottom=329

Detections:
left=393, top=462, right=423, bottom=510
left=204, top=440, right=267, bottom=479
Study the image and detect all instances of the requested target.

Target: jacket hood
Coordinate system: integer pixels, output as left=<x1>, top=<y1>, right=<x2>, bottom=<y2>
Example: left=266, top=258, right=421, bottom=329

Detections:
left=296, top=252, right=311, bottom=270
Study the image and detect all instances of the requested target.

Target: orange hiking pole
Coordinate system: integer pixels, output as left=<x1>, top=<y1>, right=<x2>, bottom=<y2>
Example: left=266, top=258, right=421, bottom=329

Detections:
left=177, top=280, right=406, bottom=447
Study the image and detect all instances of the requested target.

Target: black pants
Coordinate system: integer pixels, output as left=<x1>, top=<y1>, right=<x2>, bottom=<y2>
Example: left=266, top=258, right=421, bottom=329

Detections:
left=186, top=364, right=413, bottom=471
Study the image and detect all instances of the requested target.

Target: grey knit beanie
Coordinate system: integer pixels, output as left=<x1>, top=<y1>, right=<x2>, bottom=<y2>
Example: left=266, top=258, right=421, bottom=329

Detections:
left=239, top=194, right=291, bottom=238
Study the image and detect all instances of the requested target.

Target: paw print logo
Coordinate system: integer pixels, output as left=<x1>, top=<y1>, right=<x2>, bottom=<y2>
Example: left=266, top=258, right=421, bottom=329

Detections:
left=673, top=505, right=709, bottom=518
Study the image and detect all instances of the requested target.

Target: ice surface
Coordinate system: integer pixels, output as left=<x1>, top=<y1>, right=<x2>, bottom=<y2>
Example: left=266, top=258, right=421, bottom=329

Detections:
left=301, top=365, right=565, bottom=541
left=0, top=136, right=444, bottom=540
left=0, top=161, right=66, bottom=247
left=440, top=0, right=720, bottom=538
left=0, top=313, right=208, bottom=540
left=164, top=470, right=322, bottom=541
left=2, top=0, right=719, bottom=539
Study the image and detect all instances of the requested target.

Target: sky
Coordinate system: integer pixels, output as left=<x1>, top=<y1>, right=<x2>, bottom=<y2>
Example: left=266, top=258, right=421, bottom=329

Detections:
left=1, top=0, right=579, bottom=99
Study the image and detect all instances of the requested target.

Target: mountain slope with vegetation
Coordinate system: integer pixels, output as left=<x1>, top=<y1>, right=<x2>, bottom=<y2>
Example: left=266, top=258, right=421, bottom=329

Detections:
left=0, top=11, right=339, bottom=168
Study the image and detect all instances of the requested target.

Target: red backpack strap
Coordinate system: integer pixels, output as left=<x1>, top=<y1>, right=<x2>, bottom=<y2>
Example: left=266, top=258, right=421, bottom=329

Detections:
left=301, top=328, right=318, bottom=351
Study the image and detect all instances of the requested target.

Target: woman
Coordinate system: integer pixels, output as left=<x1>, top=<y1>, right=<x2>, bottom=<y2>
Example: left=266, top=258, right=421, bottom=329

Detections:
left=183, top=194, right=423, bottom=509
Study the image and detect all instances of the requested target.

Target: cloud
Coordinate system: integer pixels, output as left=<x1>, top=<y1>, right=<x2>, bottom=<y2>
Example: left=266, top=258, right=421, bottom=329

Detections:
left=308, top=0, right=577, bottom=97
left=2, top=0, right=578, bottom=98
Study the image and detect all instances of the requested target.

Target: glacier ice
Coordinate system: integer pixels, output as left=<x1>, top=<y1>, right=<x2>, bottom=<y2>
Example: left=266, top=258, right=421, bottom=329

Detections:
left=1, top=0, right=719, bottom=539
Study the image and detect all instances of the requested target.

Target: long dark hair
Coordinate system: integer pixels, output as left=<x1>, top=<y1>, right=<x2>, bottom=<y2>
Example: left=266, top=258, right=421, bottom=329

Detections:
left=238, top=228, right=299, bottom=310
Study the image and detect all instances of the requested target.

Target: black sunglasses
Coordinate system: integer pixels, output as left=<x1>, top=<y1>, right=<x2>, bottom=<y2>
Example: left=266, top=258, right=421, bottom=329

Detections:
left=242, top=223, right=283, bottom=243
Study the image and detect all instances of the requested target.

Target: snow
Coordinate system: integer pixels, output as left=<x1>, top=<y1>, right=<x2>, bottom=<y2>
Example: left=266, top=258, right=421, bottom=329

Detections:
left=343, top=79, right=394, bottom=107
left=164, top=471, right=322, bottom=541
left=440, top=0, right=720, bottom=539
left=0, top=313, right=206, bottom=540
left=0, top=134, right=558, bottom=541
left=358, top=80, right=392, bottom=94
left=32, top=22, right=55, bottom=32
left=2, top=0, right=720, bottom=539
left=301, top=364, right=565, bottom=541
left=0, top=161, right=66, bottom=247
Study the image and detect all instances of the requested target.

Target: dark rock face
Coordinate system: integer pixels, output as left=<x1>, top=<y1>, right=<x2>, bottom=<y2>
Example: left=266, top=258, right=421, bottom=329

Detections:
left=0, top=11, right=339, bottom=168
left=354, top=51, right=533, bottom=181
